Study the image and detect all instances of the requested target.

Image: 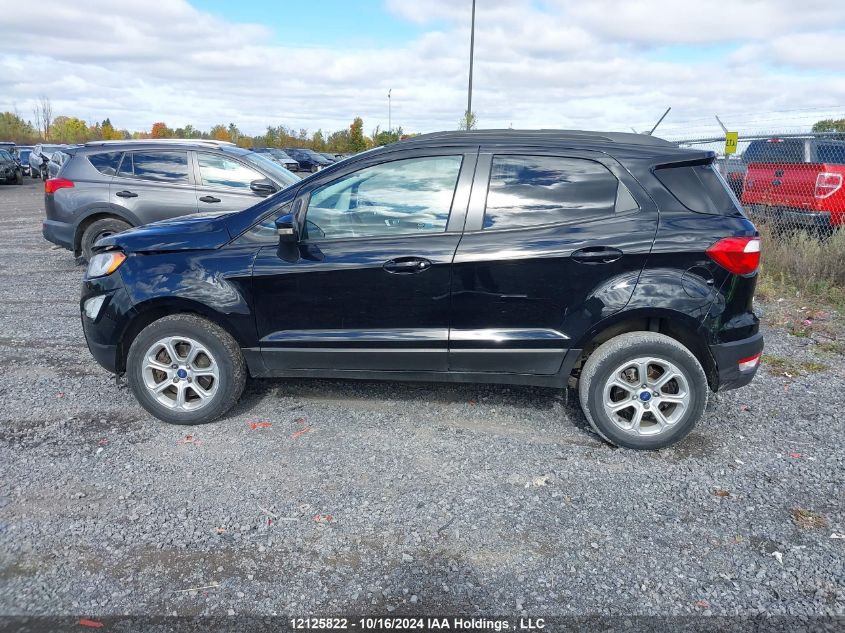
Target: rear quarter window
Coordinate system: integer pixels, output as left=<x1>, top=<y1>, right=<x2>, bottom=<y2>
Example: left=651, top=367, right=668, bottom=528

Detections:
left=88, top=152, right=123, bottom=176
left=654, top=164, right=742, bottom=216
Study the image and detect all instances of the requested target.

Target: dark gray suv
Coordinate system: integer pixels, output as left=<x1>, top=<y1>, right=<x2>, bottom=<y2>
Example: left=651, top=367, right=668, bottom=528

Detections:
left=43, top=140, right=299, bottom=259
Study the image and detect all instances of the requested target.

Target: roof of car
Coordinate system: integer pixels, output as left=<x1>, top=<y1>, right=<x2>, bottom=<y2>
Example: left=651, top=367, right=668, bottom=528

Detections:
left=407, top=129, right=672, bottom=146
left=83, top=139, right=236, bottom=150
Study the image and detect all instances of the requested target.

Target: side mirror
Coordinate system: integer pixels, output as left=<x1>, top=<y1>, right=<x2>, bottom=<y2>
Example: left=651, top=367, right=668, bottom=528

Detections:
left=275, top=213, right=299, bottom=243
left=250, top=178, right=278, bottom=197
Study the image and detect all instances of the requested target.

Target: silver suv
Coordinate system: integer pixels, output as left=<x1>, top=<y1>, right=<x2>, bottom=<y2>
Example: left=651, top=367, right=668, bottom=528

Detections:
left=42, top=139, right=299, bottom=260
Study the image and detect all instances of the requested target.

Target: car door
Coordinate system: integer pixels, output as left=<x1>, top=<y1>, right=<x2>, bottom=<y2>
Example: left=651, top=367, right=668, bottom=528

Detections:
left=193, top=151, right=272, bottom=213
left=251, top=148, right=476, bottom=372
left=449, top=149, right=657, bottom=375
left=110, top=150, right=197, bottom=224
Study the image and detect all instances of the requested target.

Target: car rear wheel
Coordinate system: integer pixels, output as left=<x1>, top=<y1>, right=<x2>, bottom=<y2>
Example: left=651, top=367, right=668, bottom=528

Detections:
left=15, top=171, right=23, bottom=185
left=578, top=332, right=707, bottom=450
left=80, top=218, right=132, bottom=261
left=126, top=314, right=246, bottom=425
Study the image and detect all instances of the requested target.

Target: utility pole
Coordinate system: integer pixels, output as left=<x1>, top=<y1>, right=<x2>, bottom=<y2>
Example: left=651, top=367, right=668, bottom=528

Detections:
left=388, top=89, right=392, bottom=134
left=467, top=0, right=476, bottom=123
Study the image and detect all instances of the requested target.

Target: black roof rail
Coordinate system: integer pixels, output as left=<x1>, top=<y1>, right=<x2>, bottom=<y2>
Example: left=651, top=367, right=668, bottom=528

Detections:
left=401, top=129, right=675, bottom=148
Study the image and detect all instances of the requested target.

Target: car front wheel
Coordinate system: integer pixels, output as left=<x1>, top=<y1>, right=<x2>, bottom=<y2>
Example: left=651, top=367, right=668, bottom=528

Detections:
left=578, top=332, right=708, bottom=450
left=126, top=314, right=246, bottom=425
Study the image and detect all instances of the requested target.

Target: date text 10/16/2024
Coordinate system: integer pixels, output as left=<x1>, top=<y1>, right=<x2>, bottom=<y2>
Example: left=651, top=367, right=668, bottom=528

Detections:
left=290, top=617, right=546, bottom=631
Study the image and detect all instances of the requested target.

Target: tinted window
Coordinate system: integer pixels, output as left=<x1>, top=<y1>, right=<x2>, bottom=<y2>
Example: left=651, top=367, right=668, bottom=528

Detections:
left=816, top=143, right=845, bottom=165
left=88, top=152, right=123, bottom=176
left=198, top=153, right=261, bottom=189
left=743, top=140, right=804, bottom=164
left=118, top=151, right=189, bottom=183
left=0, top=150, right=11, bottom=160
left=305, top=155, right=463, bottom=240
left=655, top=164, right=741, bottom=216
left=484, top=156, right=619, bottom=229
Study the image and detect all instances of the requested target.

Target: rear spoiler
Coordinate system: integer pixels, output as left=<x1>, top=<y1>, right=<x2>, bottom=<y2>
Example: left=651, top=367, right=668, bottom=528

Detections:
left=651, top=150, right=716, bottom=171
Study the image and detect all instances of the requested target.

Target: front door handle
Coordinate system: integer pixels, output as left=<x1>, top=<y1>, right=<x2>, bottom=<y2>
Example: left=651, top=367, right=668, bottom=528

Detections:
left=115, top=190, right=137, bottom=198
left=571, top=246, right=623, bottom=264
left=383, top=257, right=432, bottom=274
left=199, top=196, right=221, bottom=203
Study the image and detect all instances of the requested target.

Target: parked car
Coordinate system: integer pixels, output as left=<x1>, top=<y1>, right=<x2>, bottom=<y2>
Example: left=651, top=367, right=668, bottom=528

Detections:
left=80, top=129, right=763, bottom=450
left=17, top=146, right=34, bottom=177
left=30, top=144, right=64, bottom=180
left=283, top=147, right=332, bottom=172
left=741, top=137, right=845, bottom=234
left=42, top=139, right=299, bottom=260
left=318, top=152, right=338, bottom=163
left=0, top=148, right=23, bottom=184
left=47, top=147, right=79, bottom=179
left=722, top=156, right=747, bottom=198
left=251, top=147, right=300, bottom=171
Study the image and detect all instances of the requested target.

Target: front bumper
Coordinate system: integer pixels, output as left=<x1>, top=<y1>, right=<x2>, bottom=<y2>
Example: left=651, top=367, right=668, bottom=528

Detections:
left=43, top=219, right=74, bottom=250
left=81, top=282, right=136, bottom=374
left=709, top=331, right=764, bottom=391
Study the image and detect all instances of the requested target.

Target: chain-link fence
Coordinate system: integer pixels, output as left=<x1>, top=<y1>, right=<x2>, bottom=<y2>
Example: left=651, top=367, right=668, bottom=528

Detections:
left=668, top=129, right=845, bottom=297
left=671, top=131, right=845, bottom=237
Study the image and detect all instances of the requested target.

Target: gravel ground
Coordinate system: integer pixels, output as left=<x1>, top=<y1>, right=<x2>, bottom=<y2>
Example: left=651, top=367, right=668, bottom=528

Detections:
left=0, top=180, right=843, bottom=620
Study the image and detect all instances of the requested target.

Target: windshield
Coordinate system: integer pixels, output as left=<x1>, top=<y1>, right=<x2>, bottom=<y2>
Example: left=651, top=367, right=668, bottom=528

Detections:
left=19, top=149, right=31, bottom=161
left=239, top=151, right=299, bottom=187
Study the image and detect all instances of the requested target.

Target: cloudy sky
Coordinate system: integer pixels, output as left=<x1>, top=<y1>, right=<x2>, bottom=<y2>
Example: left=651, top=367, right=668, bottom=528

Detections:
left=1, top=0, right=844, bottom=139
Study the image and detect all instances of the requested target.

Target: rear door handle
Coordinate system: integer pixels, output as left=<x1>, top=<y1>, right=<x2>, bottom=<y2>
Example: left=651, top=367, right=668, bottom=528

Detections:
left=199, top=196, right=221, bottom=203
left=115, top=190, right=137, bottom=198
left=383, top=257, right=432, bottom=274
left=571, top=246, right=623, bottom=264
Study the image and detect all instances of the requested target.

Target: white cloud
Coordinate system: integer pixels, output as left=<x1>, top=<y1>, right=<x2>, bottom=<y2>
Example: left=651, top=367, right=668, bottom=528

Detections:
left=0, top=0, right=843, bottom=138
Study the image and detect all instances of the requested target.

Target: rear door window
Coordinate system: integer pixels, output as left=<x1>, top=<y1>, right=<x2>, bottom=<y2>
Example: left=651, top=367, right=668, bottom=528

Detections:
left=88, top=152, right=123, bottom=176
left=483, top=155, right=622, bottom=229
left=117, top=151, right=190, bottom=183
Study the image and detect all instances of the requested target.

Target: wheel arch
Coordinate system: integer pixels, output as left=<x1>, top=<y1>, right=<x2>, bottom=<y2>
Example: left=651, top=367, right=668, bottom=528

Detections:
left=117, top=297, right=250, bottom=374
left=74, top=207, right=140, bottom=255
left=569, top=308, right=718, bottom=390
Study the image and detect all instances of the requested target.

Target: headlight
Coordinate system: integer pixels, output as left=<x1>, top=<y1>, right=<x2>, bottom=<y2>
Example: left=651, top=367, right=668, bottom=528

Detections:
left=86, top=251, right=126, bottom=278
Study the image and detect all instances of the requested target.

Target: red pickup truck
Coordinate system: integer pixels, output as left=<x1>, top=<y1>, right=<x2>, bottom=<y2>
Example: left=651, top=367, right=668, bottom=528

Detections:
left=741, top=137, right=845, bottom=234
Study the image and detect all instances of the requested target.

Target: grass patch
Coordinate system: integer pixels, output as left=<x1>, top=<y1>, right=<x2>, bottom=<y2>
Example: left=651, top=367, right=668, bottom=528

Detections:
left=817, top=341, right=845, bottom=355
left=764, top=355, right=828, bottom=377
left=757, top=224, right=845, bottom=310
left=791, top=508, right=828, bottom=530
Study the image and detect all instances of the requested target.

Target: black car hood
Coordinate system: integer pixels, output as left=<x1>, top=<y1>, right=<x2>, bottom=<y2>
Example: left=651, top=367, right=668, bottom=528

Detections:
left=95, top=212, right=234, bottom=253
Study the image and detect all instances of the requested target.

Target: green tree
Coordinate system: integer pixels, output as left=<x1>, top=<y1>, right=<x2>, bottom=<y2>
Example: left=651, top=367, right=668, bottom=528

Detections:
left=459, top=110, right=477, bottom=131
left=0, top=111, right=37, bottom=142
left=50, top=116, right=90, bottom=143
left=373, top=126, right=402, bottom=147
left=326, top=129, right=351, bottom=153
left=349, top=117, right=367, bottom=153
left=100, top=118, right=121, bottom=140
left=311, top=129, right=326, bottom=151
left=812, top=119, right=845, bottom=133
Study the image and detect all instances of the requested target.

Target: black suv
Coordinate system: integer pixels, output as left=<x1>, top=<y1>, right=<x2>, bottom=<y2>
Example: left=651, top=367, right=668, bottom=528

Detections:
left=80, top=130, right=763, bottom=449
left=0, top=147, right=23, bottom=185
left=43, top=140, right=299, bottom=260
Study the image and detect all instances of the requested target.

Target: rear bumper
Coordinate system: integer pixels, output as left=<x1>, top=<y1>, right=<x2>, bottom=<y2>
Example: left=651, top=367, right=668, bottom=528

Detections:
left=746, top=205, right=833, bottom=230
left=709, top=331, right=764, bottom=392
left=43, top=218, right=74, bottom=250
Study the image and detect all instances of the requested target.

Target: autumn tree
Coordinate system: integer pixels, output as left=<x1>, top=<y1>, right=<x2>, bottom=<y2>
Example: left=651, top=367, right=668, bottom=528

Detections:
left=209, top=124, right=231, bottom=142
left=0, top=111, right=37, bottom=142
left=50, top=116, right=89, bottom=143
left=150, top=121, right=172, bottom=138
left=349, top=117, right=367, bottom=153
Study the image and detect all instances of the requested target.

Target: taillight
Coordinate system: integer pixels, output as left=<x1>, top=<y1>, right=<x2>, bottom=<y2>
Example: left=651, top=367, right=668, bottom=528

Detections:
left=706, top=236, right=761, bottom=275
left=45, top=178, right=74, bottom=194
left=814, top=172, right=842, bottom=199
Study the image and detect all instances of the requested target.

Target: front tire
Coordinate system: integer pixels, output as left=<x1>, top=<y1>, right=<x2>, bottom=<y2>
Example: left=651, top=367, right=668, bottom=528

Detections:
left=126, top=314, right=246, bottom=425
left=578, top=332, right=708, bottom=450
left=80, top=218, right=131, bottom=261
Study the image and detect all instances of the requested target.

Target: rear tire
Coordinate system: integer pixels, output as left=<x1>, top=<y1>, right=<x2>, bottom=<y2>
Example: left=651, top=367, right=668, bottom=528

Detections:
left=578, top=332, right=708, bottom=450
left=80, top=218, right=131, bottom=261
left=126, top=314, right=246, bottom=425
left=15, top=171, right=23, bottom=185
